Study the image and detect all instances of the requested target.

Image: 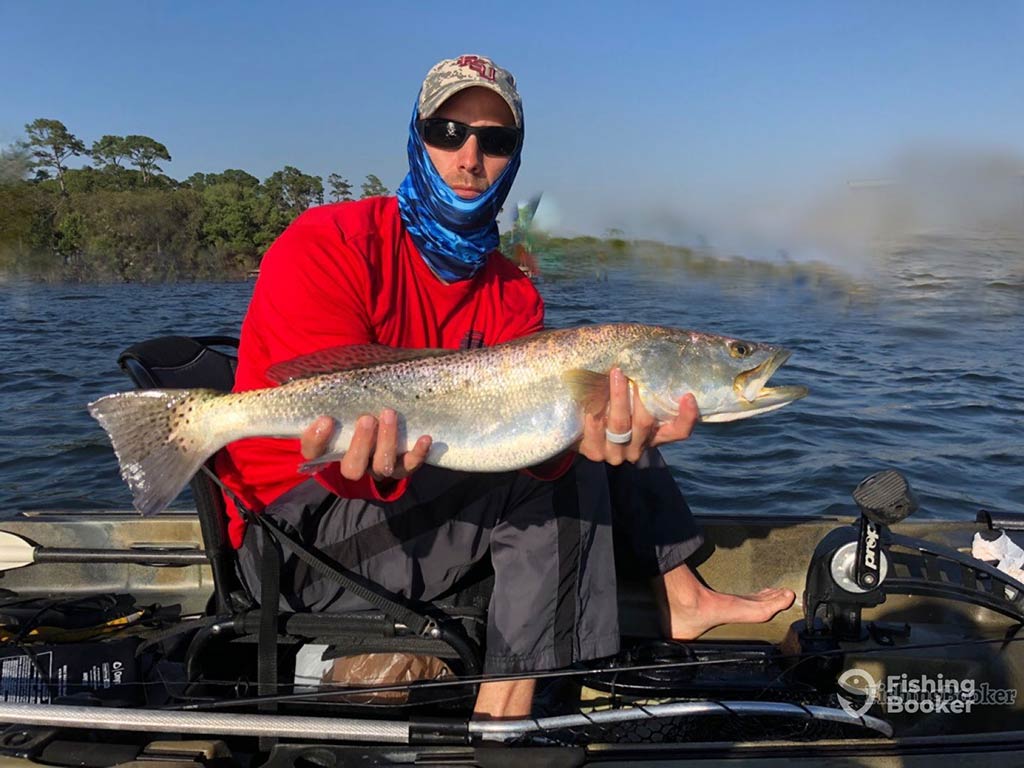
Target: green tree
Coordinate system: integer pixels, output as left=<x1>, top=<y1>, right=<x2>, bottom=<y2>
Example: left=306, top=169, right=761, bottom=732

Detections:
left=24, top=118, right=87, bottom=195
left=198, top=172, right=272, bottom=266
left=54, top=207, right=87, bottom=267
left=124, top=135, right=171, bottom=183
left=185, top=169, right=260, bottom=193
left=264, top=165, right=324, bottom=219
left=90, top=135, right=130, bottom=169
left=360, top=174, right=389, bottom=198
left=0, top=182, right=57, bottom=274
left=183, top=172, right=210, bottom=190
left=207, top=169, right=260, bottom=188
left=66, top=165, right=148, bottom=194
left=63, top=188, right=201, bottom=282
left=327, top=173, right=353, bottom=202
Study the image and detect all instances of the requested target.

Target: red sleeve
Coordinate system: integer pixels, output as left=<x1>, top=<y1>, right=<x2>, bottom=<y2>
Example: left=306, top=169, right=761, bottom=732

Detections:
left=489, top=256, right=545, bottom=345
left=223, top=205, right=408, bottom=510
left=498, top=299, right=543, bottom=342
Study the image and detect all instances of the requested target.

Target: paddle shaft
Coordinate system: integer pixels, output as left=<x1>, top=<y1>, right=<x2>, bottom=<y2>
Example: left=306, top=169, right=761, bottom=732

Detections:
left=31, top=548, right=209, bottom=565
left=0, top=530, right=210, bottom=570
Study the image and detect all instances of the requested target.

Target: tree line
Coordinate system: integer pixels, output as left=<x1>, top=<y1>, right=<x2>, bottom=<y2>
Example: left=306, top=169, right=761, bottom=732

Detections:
left=0, top=118, right=392, bottom=282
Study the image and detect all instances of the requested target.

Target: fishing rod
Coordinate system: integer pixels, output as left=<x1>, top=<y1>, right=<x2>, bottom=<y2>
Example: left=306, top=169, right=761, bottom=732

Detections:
left=178, top=632, right=1024, bottom=711
left=33, top=631, right=1017, bottom=714
left=0, top=530, right=208, bottom=570
left=0, top=701, right=896, bottom=743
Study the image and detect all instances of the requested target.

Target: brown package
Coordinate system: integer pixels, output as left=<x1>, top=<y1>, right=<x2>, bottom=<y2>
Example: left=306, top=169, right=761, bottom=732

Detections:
left=321, top=652, right=452, bottom=704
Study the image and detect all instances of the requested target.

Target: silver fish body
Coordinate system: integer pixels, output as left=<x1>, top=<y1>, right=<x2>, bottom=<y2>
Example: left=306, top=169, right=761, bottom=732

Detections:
left=88, top=323, right=808, bottom=516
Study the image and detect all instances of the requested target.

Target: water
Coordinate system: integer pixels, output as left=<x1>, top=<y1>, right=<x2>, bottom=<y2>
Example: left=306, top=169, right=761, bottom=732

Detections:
left=1, top=242, right=1021, bottom=521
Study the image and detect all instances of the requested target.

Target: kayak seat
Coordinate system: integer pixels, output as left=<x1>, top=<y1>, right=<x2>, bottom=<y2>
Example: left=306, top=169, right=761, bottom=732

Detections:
left=118, top=335, right=244, bottom=614
left=116, top=335, right=487, bottom=689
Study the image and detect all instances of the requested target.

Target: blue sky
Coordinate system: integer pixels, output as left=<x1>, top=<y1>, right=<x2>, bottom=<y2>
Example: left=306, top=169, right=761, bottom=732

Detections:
left=3, top=1, right=1023, bottom=248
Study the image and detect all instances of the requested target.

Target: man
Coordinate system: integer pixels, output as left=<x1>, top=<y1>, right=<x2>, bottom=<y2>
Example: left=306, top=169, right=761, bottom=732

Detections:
left=218, top=54, right=794, bottom=720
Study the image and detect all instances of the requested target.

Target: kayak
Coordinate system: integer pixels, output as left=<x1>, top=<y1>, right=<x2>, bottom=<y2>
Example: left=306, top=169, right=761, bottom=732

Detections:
left=0, top=470, right=1021, bottom=766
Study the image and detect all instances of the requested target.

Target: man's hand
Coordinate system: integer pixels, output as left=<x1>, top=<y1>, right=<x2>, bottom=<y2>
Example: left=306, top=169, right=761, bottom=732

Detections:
left=576, top=368, right=699, bottom=465
left=300, top=410, right=432, bottom=482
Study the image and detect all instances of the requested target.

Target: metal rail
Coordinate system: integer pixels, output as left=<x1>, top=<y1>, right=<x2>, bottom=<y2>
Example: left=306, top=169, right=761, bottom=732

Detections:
left=0, top=701, right=893, bottom=743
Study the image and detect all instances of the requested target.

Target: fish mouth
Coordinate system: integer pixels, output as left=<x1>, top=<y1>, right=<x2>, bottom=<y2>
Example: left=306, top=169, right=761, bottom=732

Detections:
left=734, top=349, right=791, bottom=403
left=701, top=349, right=809, bottom=423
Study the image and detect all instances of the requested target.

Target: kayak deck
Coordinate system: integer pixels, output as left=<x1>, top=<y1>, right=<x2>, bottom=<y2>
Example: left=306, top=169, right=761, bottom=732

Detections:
left=0, top=507, right=1020, bottom=764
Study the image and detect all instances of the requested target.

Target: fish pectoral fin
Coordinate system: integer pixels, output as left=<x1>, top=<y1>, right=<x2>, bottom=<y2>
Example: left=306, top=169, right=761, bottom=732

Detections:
left=562, top=369, right=612, bottom=415
left=267, top=344, right=456, bottom=384
left=297, top=451, right=347, bottom=474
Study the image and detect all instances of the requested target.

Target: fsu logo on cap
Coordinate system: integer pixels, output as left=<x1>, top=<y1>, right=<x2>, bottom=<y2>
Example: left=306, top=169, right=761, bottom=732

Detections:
left=456, top=55, right=499, bottom=83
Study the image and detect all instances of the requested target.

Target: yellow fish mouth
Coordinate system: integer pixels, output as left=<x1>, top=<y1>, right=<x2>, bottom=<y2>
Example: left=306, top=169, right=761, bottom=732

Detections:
left=734, top=350, right=791, bottom=403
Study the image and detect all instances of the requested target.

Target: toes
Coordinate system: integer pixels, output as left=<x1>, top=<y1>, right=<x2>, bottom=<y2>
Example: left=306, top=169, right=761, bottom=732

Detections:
left=754, top=587, right=796, bottom=603
left=763, top=589, right=797, bottom=612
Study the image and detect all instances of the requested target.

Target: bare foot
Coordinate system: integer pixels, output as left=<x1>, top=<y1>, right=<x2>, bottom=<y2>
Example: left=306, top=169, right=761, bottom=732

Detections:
left=656, top=564, right=796, bottom=640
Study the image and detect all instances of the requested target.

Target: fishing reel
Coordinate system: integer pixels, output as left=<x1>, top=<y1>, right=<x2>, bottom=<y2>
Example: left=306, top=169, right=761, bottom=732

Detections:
left=801, top=469, right=1024, bottom=644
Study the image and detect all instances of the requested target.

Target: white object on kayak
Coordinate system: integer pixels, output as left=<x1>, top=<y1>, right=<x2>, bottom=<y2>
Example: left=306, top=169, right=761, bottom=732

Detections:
left=294, top=644, right=333, bottom=691
left=972, top=531, right=1024, bottom=598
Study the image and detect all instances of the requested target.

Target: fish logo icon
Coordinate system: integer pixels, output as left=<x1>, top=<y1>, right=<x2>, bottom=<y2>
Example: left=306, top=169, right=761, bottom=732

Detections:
left=837, top=668, right=879, bottom=717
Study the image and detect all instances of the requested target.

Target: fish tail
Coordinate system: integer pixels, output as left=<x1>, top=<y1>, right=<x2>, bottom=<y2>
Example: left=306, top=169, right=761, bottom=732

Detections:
left=88, top=389, right=222, bottom=516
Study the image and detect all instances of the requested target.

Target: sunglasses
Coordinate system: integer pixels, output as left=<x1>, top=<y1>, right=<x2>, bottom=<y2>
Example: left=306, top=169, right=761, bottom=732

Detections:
left=417, top=118, right=521, bottom=157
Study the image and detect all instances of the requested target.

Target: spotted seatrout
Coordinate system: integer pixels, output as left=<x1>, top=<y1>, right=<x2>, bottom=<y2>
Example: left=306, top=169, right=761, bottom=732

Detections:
left=88, top=323, right=808, bottom=516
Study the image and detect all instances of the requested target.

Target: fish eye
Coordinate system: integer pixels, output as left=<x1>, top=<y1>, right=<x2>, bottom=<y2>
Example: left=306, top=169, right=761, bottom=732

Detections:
left=729, top=341, right=753, bottom=358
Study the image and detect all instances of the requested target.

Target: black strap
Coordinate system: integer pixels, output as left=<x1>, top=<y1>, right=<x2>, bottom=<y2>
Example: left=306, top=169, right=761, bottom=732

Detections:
left=252, top=513, right=433, bottom=636
left=258, top=538, right=281, bottom=708
left=201, top=466, right=435, bottom=636
left=257, top=536, right=281, bottom=750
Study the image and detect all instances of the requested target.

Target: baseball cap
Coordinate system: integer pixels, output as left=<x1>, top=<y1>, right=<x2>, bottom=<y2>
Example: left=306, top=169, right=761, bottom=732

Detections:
left=418, top=54, right=523, bottom=127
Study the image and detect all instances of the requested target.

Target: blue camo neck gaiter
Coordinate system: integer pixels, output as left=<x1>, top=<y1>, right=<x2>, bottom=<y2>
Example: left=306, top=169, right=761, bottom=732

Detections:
left=396, top=102, right=522, bottom=282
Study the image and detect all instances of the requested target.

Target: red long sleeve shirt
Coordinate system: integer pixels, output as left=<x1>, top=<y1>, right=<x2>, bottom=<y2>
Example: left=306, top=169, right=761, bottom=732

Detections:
left=216, top=197, right=562, bottom=547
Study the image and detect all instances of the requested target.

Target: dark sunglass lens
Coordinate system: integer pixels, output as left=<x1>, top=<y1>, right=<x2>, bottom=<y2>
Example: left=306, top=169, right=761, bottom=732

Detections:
left=419, top=119, right=519, bottom=156
left=479, top=127, right=520, bottom=157
left=421, top=119, right=467, bottom=150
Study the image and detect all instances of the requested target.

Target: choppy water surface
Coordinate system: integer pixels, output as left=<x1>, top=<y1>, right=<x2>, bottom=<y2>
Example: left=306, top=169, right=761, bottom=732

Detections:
left=1, top=239, right=1021, bottom=521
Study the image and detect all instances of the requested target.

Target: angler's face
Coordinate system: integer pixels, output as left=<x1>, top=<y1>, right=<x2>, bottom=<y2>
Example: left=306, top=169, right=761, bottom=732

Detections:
left=423, top=87, right=517, bottom=199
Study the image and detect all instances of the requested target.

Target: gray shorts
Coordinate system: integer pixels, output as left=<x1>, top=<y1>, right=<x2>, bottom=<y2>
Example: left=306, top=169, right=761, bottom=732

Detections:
left=238, top=450, right=702, bottom=674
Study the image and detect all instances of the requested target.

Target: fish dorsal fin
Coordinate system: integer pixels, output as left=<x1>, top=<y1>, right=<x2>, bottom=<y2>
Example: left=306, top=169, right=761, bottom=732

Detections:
left=562, top=369, right=612, bottom=415
left=266, top=344, right=456, bottom=384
